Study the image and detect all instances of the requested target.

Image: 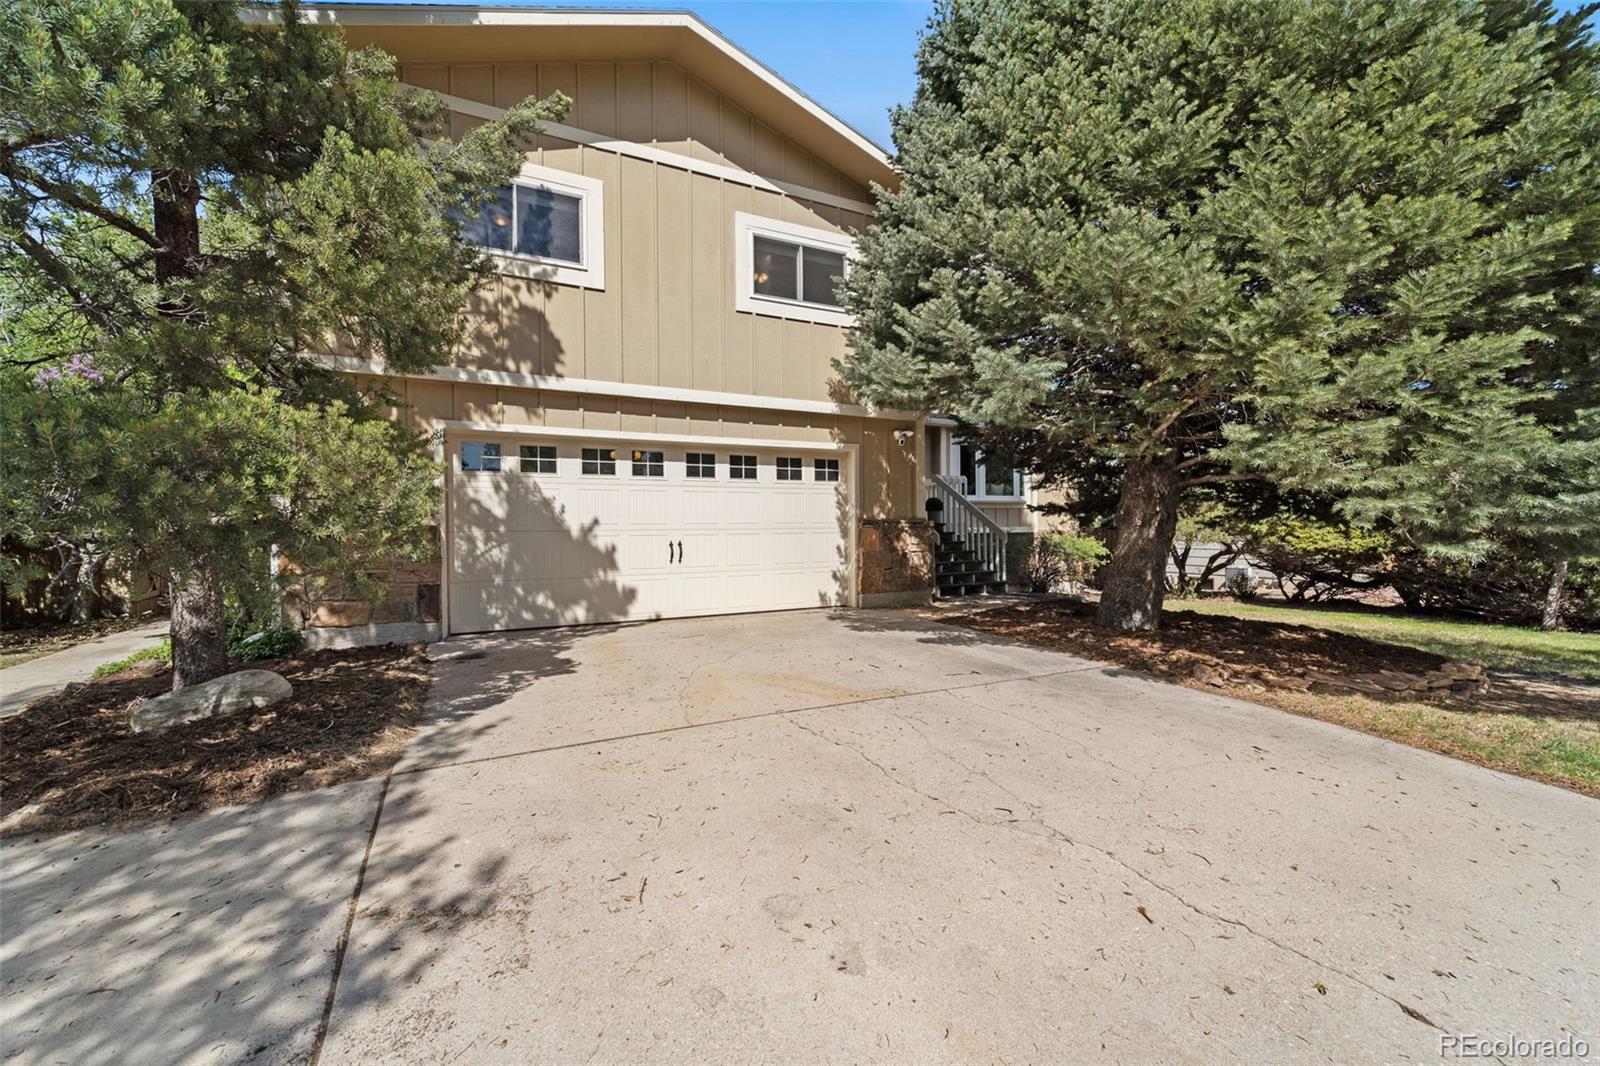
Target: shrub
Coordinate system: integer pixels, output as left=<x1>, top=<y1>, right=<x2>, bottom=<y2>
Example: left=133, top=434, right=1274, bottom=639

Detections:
left=1246, top=518, right=1391, bottom=602
left=1018, top=532, right=1109, bottom=592
left=227, top=627, right=305, bottom=662
left=1222, top=571, right=1256, bottom=601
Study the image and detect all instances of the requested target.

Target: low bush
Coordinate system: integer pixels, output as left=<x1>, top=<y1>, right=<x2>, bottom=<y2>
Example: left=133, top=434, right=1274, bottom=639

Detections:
left=227, top=626, right=305, bottom=661
left=1018, top=532, right=1108, bottom=593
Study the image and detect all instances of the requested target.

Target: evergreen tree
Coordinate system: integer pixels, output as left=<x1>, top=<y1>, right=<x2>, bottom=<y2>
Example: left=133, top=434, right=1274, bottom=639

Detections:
left=2, top=0, right=567, bottom=684
left=840, top=0, right=1600, bottom=631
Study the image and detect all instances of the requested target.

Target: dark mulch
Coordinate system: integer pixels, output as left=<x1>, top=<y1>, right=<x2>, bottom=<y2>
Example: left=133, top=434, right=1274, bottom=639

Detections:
left=948, top=599, right=1600, bottom=797
left=0, top=644, right=430, bottom=837
left=955, top=599, right=1448, bottom=683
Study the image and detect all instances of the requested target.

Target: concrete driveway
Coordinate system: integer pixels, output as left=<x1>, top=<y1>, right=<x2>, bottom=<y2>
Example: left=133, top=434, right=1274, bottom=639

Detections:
left=322, top=609, right=1597, bottom=1063
left=4, top=609, right=1596, bottom=1064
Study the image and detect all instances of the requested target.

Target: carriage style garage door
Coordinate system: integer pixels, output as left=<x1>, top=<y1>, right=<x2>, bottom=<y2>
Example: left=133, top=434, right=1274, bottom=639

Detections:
left=446, top=436, right=852, bottom=634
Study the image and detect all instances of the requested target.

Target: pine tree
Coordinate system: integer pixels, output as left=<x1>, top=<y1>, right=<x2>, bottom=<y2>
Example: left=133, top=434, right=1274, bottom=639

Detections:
left=840, top=0, right=1600, bottom=631
left=2, top=0, right=567, bottom=684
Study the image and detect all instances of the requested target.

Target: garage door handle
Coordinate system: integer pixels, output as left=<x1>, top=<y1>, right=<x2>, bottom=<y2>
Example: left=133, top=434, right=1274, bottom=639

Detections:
left=676, top=539, right=684, bottom=563
left=668, top=540, right=675, bottom=564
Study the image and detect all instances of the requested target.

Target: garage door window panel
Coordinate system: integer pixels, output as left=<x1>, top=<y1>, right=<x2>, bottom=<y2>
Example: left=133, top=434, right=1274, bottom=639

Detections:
left=582, top=447, right=617, bottom=475
left=729, top=454, right=757, bottom=479
left=631, top=450, right=664, bottom=477
left=461, top=441, right=502, bottom=472
left=520, top=444, right=557, bottom=474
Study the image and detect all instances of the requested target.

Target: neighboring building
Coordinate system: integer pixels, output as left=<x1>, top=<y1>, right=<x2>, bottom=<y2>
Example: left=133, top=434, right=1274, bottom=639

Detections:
left=284, top=5, right=1052, bottom=644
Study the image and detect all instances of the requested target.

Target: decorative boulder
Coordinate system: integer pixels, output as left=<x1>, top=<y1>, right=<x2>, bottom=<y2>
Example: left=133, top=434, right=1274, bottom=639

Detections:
left=128, top=669, right=292, bottom=733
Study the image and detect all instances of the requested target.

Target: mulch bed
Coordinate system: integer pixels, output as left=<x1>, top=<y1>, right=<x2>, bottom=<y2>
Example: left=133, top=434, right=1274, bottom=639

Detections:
left=946, top=599, right=1600, bottom=796
left=0, top=644, right=430, bottom=837
left=952, top=599, right=1449, bottom=685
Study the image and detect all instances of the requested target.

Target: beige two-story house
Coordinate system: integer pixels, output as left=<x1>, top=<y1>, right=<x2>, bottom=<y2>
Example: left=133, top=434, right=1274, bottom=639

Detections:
left=289, top=5, right=1045, bottom=645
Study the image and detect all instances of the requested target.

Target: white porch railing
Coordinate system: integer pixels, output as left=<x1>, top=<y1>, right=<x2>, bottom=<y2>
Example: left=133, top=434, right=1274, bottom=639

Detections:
left=924, top=474, right=1008, bottom=586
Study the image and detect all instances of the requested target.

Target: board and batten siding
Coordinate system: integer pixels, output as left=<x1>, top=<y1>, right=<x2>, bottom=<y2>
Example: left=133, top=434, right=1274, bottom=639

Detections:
left=398, top=60, right=875, bottom=409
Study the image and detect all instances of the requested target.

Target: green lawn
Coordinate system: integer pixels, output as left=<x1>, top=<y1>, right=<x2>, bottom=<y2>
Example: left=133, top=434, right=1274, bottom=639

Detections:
left=1175, top=599, right=1600, bottom=681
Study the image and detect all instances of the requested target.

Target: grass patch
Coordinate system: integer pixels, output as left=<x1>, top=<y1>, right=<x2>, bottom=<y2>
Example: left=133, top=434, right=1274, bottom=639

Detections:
left=1176, top=598, right=1600, bottom=680
left=950, top=600, right=1600, bottom=797
left=92, top=639, right=172, bottom=677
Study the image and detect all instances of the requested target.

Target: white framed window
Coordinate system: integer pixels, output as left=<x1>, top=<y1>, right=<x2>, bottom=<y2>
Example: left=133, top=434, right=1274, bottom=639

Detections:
left=452, top=162, right=605, bottom=290
left=460, top=441, right=501, bottom=472
left=775, top=456, right=804, bottom=481
left=729, top=454, right=757, bottom=480
left=954, top=440, right=1023, bottom=500
left=630, top=449, right=664, bottom=477
left=813, top=458, right=840, bottom=482
left=519, top=444, right=556, bottom=474
left=581, top=447, right=618, bottom=475
left=734, top=212, right=855, bottom=327
left=685, top=452, right=716, bottom=478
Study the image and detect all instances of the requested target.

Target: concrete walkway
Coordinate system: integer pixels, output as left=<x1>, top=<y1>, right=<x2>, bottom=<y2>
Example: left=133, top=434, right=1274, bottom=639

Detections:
left=3, top=609, right=1596, bottom=1064
left=0, top=620, right=169, bottom=715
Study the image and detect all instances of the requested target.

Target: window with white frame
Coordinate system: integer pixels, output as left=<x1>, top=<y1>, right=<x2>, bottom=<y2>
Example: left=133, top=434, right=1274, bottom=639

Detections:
left=630, top=449, right=664, bottom=477
left=460, top=441, right=501, bottom=472
left=450, top=163, right=605, bottom=290
left=581, top=447, right=617, bottom=475
left=955, top=441, right=1022, bottom=499
left=735, top=212, right=854, bottom=327
left=813, top=458, right=839, bottom=482
left=685, top=452, right=716, bottom=478
left=729, top=454, right=757, bottom=479
left=775, top=456, right=803, bottom=481
left=519, top=444, right=556, bottom=474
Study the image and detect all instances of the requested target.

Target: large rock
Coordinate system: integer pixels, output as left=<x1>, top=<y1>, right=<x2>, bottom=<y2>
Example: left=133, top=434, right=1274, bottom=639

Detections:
left=128, top=670, right=293, bottom=733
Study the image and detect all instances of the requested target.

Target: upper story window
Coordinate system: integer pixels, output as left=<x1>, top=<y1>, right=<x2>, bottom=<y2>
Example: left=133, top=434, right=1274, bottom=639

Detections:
left=753, top=237, right=845, bottom=308
left=735, top=212, right=854, bottom=328
left=451, top=163, right=606, bottom=291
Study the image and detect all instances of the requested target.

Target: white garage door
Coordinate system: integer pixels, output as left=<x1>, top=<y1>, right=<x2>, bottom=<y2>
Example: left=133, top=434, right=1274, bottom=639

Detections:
left=446, top=436, right=852, bottom=634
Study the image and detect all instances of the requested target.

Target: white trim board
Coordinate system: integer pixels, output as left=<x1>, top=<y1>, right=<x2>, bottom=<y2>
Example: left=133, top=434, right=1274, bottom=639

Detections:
left=324, top=355, right=920, bottom=421
left=438, top=418, right=859, bottom=453
left=434, top=91, right=877, bottom=217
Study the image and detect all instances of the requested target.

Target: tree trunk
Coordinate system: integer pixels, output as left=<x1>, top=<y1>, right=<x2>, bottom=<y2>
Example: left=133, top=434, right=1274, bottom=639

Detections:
left=1540, top=559, right=1569, bottom=632
left=1098, top=458, right=1182, bottom=632
left=152, top=169, right=201, bottom=284
left=69, top=547, right=105, bottom=624
left=170, top=566, right=229, bottom=690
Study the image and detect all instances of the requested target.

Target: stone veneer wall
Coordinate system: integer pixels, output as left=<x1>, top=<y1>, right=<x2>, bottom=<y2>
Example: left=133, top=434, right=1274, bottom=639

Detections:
left=287, top=556, right=443, bottom=647
left=858, top=518, right=935, bottom=607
